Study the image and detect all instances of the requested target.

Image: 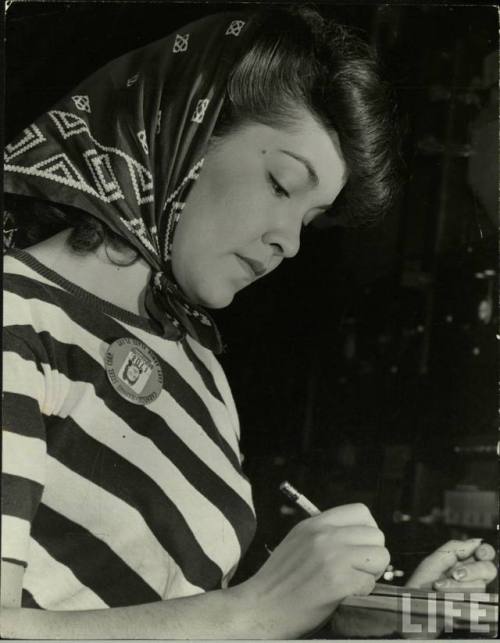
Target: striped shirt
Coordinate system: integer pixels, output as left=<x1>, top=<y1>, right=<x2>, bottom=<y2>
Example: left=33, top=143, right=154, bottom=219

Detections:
left=2, top=249, right=256, bottom=610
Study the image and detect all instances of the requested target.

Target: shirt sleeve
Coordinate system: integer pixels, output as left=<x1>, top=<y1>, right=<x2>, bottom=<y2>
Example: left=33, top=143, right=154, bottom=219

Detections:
left=2, top=328, right=48, bottom=569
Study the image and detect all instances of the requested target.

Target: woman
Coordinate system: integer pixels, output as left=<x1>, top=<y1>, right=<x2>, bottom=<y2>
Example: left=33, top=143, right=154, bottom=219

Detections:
left=2, top=6, right=496, bottom=639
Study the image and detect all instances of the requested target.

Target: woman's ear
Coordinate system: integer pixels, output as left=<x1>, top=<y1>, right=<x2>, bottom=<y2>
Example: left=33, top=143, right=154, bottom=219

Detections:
left=102, top=238, right=139, bottom=267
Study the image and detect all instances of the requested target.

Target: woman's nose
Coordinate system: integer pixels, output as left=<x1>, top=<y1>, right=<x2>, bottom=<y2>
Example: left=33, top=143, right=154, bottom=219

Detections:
left=262, top=215, right=302, bottom=259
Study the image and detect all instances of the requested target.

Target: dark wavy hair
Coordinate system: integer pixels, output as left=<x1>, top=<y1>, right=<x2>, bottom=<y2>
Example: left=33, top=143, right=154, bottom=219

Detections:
left=5, top=5, right=401, bottom=254
left=216, top=6, right=400, bottom=227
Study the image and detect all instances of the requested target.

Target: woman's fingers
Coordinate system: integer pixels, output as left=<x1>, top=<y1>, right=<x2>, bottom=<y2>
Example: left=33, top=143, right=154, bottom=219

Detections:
left=350, top=572, right=377, bottom=597
left=434, top=578, right=489, bottom=591
left=439, top=539, right=484, bottom=562
left=331, top=525, right=385, bottom=547
left=456, top=543, right=497, bottom=565
left=351, top=545, right=391, bottom=577
left=474, top=543, right=496, bottom=561
left=318, top=503, right=378, bottom=528
left=417, top=539, right=483, bottom=576
left=403, top=538, right=493, bottom=590
left=447, top=560, right=498, bottom=584
left=430, top=542, right=496, bottom=575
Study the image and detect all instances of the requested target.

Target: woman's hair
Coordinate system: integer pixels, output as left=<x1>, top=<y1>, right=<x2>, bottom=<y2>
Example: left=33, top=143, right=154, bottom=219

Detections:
left=3, top=195, right=128, bottom=254
left=5, top=5, right=400, bottom=254
left=215, top=6, right=401, bottom=227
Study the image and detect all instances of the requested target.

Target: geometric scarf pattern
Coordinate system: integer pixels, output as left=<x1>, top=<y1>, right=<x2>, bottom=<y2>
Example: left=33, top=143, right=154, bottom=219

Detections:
left=4, top=12, right=258, bottom=353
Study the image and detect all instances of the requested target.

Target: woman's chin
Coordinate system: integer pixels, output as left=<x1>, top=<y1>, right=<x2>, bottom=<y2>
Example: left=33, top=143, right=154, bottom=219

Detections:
left=199, top=293, right=235, bottom=310
left=190, top=287, right=236, bottom=310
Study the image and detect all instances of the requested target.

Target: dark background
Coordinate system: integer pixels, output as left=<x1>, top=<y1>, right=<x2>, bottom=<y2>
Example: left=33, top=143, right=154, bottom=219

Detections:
left=5, top=0, right=498, bottom=588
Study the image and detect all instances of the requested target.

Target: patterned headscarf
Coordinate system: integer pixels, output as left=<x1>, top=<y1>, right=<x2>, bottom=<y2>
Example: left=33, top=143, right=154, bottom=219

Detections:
left=4, top=12, right=259, bottom=354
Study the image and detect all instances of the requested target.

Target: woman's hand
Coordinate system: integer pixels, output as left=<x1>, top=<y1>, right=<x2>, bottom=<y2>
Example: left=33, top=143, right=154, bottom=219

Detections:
left=401, top=539, right=498, bottom=639
left=232, top=503, right=390, bottom=639
left=330, top=539, right=498, bottom=640
left=406, top=539, right=497, bottom=592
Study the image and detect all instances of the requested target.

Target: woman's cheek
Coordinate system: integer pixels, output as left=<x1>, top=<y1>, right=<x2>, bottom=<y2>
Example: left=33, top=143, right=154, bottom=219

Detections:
left=210, top=195, right=261, bottom=245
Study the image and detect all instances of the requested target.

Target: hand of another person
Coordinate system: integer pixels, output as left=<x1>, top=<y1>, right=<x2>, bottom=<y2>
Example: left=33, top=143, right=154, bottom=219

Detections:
left=232, top=503, right=390, bottom=639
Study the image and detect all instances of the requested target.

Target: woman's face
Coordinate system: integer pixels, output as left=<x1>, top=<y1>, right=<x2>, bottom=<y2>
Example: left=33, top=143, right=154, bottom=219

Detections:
left=171, top=108, right=348, bottom=309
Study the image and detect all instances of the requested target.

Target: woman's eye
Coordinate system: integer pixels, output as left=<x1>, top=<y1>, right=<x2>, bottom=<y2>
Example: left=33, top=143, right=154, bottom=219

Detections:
left=268, top=174, right=290, bottom=199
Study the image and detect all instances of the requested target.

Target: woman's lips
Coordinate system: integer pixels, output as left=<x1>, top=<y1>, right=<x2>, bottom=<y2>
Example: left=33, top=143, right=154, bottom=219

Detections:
left=235, top=254, right=267, bottom=278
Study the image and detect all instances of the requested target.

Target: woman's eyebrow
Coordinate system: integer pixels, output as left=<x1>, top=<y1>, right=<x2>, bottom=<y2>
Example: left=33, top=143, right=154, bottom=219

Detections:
left=278, top=149, right=319, bottom=187
left=278, top=149, right=342, bottom=210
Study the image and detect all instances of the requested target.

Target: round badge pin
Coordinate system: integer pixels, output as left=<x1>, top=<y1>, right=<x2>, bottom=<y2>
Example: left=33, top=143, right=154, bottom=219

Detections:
left=105, top=338, right=163, bottom=405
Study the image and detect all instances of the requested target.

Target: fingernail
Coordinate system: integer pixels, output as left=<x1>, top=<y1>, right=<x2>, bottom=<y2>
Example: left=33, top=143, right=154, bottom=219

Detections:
left=452, top=567, right=468, bottom=581
left=435, top=579, right=447, bottom=588
left=475, top=543, right=495, bottom=560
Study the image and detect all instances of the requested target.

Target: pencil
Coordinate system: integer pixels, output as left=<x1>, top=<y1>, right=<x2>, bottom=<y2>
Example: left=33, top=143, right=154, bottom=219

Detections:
left=279, top=481, right=321, bottom=516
